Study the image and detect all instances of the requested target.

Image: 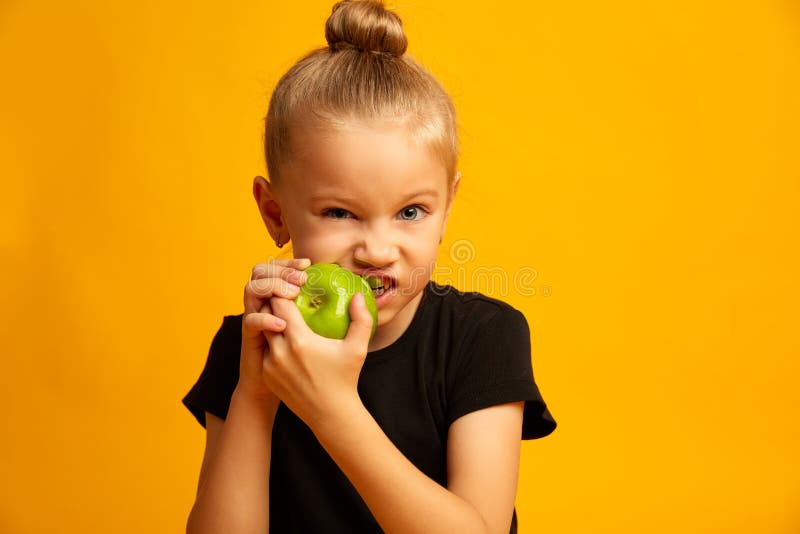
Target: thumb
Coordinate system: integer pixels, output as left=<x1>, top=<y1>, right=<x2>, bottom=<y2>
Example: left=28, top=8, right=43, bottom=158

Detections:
left=345, top=292, right=374, bottom=348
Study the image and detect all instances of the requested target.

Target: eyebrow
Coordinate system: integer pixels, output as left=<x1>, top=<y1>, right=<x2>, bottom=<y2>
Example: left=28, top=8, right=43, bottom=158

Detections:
left=401, top=188, right=440, bottom=203
left=309, top=188, right=440, bottom=205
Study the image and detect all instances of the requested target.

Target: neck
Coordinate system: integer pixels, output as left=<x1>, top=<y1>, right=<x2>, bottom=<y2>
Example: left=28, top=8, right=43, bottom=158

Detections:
left=366, top=287, right=425, bottom=352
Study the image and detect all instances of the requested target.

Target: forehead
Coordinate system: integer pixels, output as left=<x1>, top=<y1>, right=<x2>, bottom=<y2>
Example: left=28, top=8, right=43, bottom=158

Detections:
left=282, top=119, right=449, bottom=199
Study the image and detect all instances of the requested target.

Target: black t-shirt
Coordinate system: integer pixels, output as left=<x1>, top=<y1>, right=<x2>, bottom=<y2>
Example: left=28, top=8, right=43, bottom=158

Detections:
left=183, top=281, right=556, bottom=533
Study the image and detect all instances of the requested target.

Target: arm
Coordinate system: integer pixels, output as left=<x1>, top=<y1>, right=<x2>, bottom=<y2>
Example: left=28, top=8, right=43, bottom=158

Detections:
left=186, top=258, right=309, bottom=534
left=186, top=389, right=279, bottom=534
left=311, top=399, right=524, bottom=534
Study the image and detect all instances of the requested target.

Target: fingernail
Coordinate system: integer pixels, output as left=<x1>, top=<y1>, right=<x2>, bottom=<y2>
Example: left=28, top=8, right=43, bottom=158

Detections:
left=274, top=318, right=286, bottom=328
left=285, top=282, right=300, bottom=295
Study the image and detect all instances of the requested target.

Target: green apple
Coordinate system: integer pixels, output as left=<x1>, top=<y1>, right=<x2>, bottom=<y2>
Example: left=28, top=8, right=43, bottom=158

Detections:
left=294, top=263, right=379, bottom=340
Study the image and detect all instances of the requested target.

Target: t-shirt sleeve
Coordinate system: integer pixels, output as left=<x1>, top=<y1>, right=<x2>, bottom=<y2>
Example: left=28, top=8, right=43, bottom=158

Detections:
left=446, top=306, right=557, bottom=440
left=182, top=315, right=243, bottom=428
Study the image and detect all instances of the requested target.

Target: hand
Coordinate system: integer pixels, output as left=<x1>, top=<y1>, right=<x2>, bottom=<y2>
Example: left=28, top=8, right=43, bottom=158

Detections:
left=239, top=258, right=310, bottom=402
left=262, top=291, right=375, bottom=429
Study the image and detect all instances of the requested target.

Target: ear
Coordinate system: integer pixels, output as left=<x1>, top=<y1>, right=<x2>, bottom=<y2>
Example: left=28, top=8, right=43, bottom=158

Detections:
left=440, top=171, right=461, bottom=238
left=253, top=175, right=288, bottom=245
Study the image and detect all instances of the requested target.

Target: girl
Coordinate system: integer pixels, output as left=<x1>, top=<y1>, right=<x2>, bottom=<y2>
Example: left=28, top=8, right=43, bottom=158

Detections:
left=182, top=1, right=556, bottom=532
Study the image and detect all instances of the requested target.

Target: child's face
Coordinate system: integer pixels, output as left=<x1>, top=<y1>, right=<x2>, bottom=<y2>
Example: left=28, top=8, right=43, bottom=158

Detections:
left=266, top=119, right=457, bottom=347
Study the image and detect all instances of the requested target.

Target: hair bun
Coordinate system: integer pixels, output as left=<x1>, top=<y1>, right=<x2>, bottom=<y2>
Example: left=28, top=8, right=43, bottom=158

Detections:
left=325, top=0, right=408, bottom=57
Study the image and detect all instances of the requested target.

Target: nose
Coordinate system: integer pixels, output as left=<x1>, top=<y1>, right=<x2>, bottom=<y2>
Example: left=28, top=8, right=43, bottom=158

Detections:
left=353, top=222, right=399, bottom=268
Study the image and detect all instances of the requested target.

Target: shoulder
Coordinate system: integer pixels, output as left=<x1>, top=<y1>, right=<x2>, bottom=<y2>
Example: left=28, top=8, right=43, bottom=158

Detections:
left=208, top=313, right=245, bottom=369
left=428, top=284, right=547, bottom=432
left=424, top=282, right=529, bottom=335
left=182, top=314, right=245, bottom=427
left=417, top=282, right=531, bottom=374
left=205, top=313, right=244, bottom=354
left=217, top=313, right=244, bottom=338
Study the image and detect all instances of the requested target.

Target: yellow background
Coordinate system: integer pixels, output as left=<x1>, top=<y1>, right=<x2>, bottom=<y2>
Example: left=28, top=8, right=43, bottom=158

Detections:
left=1, top=1, right=798, bottom=532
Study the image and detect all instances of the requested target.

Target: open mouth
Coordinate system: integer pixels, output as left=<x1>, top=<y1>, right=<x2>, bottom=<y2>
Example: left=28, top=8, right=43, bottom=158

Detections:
left=364, top=275, right=395, bottom=297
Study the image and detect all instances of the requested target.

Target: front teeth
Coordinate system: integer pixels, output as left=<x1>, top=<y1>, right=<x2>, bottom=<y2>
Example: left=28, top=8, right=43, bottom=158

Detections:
left=365, top=275, right=390, bottom=297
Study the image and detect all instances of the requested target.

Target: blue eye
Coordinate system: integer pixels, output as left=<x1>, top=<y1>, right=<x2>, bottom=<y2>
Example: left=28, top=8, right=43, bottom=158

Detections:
left=323, top=208, right=352, bottom=219
left=399, top=205, right=425, bottom=221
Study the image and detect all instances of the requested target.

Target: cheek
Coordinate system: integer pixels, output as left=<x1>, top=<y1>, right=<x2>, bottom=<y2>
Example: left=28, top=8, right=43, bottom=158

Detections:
left=292, top=224, right=353, bottom=259
left=409, top=238, right=442, bottom=268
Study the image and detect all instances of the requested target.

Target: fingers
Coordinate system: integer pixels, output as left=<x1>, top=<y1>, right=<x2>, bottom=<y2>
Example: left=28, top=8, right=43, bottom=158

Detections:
left=269, top=296, right=311, bottom=337
left=244, top=278, right=301, bottom=315
left=344, top=292, right=375, bottom=348
left=261, top=302, right=291, bottom=372
left=244, top=258, right=311, bottom=314
left=241, top=309, right=287, bottom=362
left=251, top=258, right=311, bottom=282
left=243, top=310, right=287, bottom=334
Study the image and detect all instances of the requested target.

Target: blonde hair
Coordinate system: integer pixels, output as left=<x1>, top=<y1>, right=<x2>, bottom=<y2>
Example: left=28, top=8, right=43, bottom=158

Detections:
left=264, top=0, right=459, bottom=190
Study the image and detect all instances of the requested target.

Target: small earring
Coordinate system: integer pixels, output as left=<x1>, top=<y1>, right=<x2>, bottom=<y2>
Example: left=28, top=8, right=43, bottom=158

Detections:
left=275, top=237, right=284, bottom=248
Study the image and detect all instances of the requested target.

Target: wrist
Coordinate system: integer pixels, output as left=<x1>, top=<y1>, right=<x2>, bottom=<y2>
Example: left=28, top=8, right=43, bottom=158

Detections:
left=308, top=393, right=367, bottom=441
left=233, top=382, right=281, bottom=417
